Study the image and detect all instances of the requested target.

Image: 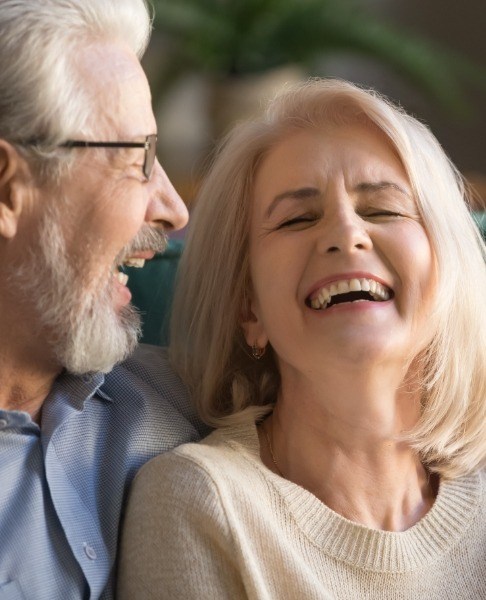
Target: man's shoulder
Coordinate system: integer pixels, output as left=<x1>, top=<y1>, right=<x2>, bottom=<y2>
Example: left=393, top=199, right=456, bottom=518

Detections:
left=114, top=344, right=182, bottom=394
left=103, top=344, right=209, bottom=439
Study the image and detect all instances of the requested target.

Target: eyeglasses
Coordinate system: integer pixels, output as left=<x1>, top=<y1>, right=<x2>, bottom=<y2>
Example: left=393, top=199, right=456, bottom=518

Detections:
left=60, top=134, right=157, bottom=180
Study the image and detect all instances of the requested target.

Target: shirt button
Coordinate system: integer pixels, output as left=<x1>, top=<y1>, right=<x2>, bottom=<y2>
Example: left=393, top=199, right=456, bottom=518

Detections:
left=83, top=543, right=97, bottom=560
left=0, top=419, right=8, bottom=429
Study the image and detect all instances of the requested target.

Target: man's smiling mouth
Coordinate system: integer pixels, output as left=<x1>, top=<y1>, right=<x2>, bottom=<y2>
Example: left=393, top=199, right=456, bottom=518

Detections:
left=115, top=256, right=150, bottom=286
left=112, top=225, right=168, bottom=288
left=307, top=278, right=393, bottom=310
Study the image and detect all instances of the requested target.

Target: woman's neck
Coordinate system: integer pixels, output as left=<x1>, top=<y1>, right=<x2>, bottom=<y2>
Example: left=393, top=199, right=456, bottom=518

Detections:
left=259, top=365, right=437, bottom=531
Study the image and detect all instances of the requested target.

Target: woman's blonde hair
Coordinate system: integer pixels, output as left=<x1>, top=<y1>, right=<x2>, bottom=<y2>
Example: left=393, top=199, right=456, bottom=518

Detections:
left=170, top=79, right=486, bottom=479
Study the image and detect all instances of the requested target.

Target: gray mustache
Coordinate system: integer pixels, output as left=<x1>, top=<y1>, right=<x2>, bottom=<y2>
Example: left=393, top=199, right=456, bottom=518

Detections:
left=116, top=226, right=168, bottom=265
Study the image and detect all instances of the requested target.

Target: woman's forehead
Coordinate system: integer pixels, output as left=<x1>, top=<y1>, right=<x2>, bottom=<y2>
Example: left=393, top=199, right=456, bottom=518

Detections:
left=253, top=123, right=409, bottom=197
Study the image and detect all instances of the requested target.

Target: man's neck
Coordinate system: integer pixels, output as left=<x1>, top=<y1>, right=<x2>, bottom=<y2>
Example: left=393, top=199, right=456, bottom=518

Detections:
left=0, top=290, right=64, bottom=420
left=0, top=351, right=62, bottom=422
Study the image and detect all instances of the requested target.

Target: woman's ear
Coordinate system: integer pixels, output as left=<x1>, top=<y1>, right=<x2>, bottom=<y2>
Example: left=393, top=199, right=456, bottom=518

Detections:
left=240, top=293, right=269, bottom=349
left=0, top=140, right=25, bottom=239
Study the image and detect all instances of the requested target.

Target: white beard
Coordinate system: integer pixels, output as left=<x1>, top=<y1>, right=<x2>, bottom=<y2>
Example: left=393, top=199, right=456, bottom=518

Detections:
left=9, top=203, right=166, bottom=375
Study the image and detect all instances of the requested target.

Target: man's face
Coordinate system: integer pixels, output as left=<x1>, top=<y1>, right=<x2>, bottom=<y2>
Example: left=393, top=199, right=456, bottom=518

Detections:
left=11, top=41, right=188, bottom=374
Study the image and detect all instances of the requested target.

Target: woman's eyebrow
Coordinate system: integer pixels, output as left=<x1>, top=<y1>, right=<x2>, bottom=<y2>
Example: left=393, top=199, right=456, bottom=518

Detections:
left=265, top=187, right=320, bottom=218
left=264, top=181, right=410, bottom=218
left=355, top=181, right=411, bottom=197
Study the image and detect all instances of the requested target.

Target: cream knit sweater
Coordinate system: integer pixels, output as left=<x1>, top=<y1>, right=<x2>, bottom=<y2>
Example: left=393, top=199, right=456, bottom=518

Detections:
left=118, top=422, right=486, bottom=599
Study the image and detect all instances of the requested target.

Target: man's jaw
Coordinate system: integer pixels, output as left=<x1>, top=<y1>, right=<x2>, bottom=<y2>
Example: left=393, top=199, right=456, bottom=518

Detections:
left=12, top=198, right=145, bottom=375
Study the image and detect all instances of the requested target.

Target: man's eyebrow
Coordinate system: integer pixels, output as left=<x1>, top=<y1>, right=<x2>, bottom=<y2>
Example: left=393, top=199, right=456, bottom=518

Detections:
left=355, top=181, right=410, bottom=197
left=265, top=187, right=320, bottom=218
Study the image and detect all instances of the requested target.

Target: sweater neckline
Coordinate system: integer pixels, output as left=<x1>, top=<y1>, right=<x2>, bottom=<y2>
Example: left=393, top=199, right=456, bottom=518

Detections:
left=219, top=422, right=482, bottom=573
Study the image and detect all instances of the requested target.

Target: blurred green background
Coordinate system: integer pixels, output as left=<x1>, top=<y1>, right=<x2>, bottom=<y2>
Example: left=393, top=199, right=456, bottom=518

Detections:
left=142, top=0, right=486, bottom=210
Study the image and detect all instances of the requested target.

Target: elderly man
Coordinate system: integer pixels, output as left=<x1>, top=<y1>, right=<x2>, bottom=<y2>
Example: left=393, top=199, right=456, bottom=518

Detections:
left=0, top=1, right=203, bottom=598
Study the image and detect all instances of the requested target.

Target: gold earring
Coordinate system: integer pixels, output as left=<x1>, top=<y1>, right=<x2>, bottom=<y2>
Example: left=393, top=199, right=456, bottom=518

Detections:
left=251, top=343, right=266, bottom=360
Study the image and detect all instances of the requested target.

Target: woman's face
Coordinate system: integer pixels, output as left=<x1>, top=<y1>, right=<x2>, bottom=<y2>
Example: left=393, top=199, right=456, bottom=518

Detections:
left=242, top=123, right=436, bottom=378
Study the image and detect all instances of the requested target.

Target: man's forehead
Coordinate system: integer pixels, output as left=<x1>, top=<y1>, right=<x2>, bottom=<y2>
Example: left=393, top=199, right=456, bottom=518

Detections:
left=77, top=41, right=144, bottom=83
left=74, top=41, right=155, bottom=137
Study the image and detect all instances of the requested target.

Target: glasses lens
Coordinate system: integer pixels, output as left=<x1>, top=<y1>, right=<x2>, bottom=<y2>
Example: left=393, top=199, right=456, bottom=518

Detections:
left=143, top=134, right=157, bottom=180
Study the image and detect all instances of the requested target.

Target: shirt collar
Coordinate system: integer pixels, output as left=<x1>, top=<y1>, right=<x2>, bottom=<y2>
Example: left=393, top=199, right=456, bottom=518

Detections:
left=0, top=371, right=114, bottom=435
left=40, top=370, right=112, bottom=439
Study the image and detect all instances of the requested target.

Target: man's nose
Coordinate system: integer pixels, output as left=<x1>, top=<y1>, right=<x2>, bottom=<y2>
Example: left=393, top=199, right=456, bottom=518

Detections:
left=145, top=159, right=189, bottom=231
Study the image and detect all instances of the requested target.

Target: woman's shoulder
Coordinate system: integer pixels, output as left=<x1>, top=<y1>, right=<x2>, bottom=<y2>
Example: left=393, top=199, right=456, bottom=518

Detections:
left=131, top=421, right=262, bottom=500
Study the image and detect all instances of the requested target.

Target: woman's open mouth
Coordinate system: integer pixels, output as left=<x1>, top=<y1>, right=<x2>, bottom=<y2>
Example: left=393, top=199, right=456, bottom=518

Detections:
left=306, top=278, right=393, bottom=310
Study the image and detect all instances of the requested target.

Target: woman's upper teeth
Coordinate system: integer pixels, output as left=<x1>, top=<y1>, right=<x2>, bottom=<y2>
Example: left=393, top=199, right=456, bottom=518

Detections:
left=310, top=278, right=391, bottom=309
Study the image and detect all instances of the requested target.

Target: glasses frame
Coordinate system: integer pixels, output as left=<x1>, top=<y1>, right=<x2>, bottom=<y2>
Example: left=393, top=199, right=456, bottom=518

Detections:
left=60, top=134, right=157, bottom=180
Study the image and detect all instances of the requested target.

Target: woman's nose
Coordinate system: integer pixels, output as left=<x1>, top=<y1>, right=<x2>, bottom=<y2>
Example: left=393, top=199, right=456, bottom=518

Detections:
left=317, top=196, right=372, bottom=255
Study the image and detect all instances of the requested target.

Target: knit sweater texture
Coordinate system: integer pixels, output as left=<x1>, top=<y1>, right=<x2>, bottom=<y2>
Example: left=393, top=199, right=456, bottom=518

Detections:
left=118, top=422, right=486, bottom=599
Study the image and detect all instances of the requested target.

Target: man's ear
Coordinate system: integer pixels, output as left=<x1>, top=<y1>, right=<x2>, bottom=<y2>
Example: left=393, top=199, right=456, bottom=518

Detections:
left=0, top=140, right=24, bottom=239
left=240, top=293, right=269, bottom=349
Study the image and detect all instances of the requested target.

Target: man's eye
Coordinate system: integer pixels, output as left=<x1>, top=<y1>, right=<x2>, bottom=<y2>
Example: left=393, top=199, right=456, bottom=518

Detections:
left=277, top=215, right=317, bottom=229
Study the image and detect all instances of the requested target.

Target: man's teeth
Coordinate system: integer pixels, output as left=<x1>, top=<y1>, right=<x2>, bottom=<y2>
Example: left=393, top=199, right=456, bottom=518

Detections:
left=116, top=271, right=129, bottom=286
left=310, top=278, right=390, bottom=310
left=123, top=257, right=146, bottom=268
left=114, top=256, right=147, bottom=286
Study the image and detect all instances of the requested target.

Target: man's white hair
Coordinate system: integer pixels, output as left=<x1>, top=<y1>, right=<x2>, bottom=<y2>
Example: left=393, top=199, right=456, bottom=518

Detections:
left=0, top=0, right=151, bottom=179
left=1, top=0, right=157, bottom=372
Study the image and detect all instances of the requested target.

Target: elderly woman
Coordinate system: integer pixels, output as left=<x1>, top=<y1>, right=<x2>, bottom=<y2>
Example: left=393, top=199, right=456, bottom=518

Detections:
left=118, top=80, right=486, bottom=599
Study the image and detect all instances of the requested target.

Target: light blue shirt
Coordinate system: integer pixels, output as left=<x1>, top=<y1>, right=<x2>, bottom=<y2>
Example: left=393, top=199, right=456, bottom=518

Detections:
left=0, top=345, right=204, bottom=600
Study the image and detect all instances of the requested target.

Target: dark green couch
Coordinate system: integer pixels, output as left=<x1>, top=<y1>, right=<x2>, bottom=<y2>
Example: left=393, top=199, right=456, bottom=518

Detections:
left=128, top=214, right=486, bottom=346
left=474, top=211, right=486, bottom=236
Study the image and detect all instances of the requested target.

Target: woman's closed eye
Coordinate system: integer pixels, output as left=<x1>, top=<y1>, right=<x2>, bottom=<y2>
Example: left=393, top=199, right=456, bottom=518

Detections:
left=363, top=209, right=406, bottom=220
left=276, top=214, right=319, bottom=229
